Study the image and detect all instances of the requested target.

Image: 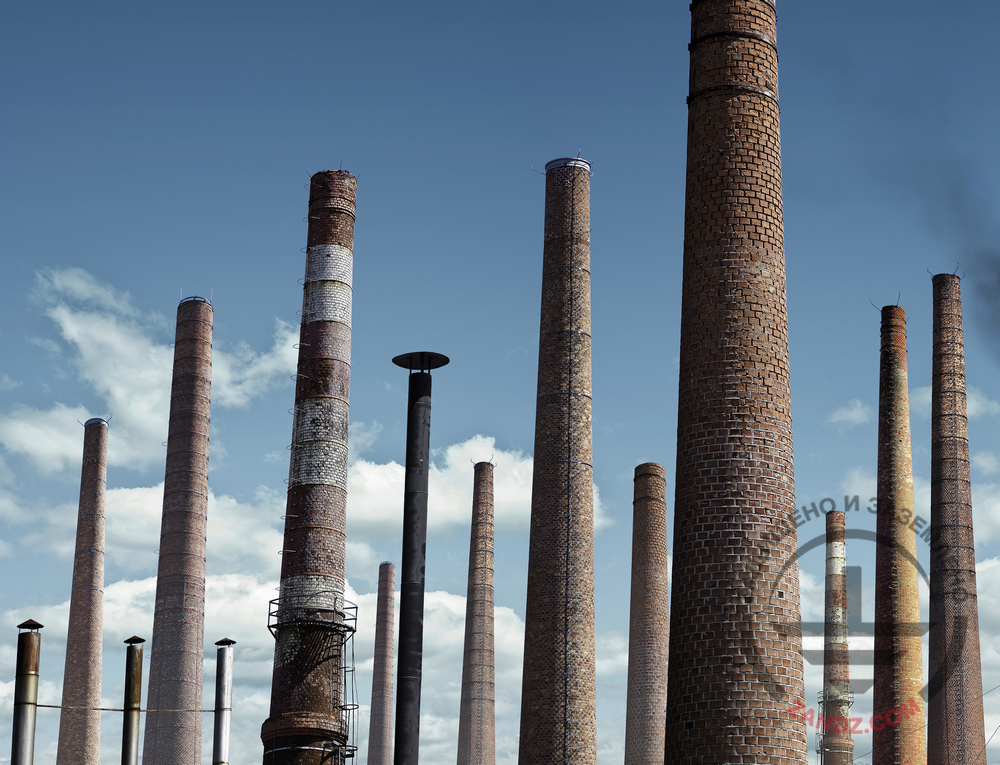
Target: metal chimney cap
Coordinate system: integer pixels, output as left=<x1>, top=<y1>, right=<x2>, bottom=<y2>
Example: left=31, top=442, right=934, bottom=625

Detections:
left=17, top=619, right=43, bottom=631
left=392, top=351, right=450, bottom=372
left=84, top=417, right=109, bottom=428
left=215, top=637, right=237, bottom=646
left=124, top=636, right=145, bottom=644
left=545, top=157, right=592, bottom=173
left=179, top=295, right=212, bottom=306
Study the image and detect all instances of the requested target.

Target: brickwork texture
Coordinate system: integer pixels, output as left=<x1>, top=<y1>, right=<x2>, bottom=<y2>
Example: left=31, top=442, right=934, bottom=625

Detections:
left=665, top=0, right=807, bottom=761
left=518, top=157, right=596, bottom=765
left=55, top=418, right=108, bottom=765
left=143, top=297, right=213, bottom=765
left=820, top=510, right=853, bottom=765
left=368, top=562, right=395, bottom=765
left=928, top=275, right=986, bottom=765
left=873, top=305, right=926, bottom=765
left=625, top=463, right=669, bottom=765
left=262, top=170, right=357, bottom=765
left=458, top=462, right=496, bottom=765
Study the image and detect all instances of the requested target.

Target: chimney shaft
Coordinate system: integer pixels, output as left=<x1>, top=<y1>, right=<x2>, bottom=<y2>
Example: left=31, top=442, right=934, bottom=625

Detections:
left=262, top=170, right=357, bottom=764
left=624, top=463, right=669, bottom=765
left=820, top=510, right=853, bottom=765
left=518, top=157, right=597, bottom=765
left=457, top=462, right=496, bottom=765
left=928, top=274, right=986, bottom=765
left=665, top=0, right=805, bottom=761
left=143, top=296, right=213, bottom=765
left=56, top=417, right=108, bottom=765
left=367, top=561, right=395, bottom=765
left=393, top=351, right=450, bottom=765
left=872, top=305, right=926, bottom=765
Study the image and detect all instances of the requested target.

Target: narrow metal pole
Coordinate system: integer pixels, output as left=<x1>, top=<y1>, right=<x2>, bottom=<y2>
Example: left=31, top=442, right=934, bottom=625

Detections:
left=213, top=638, right=235, bottom=765
left=121, top=636, right=144, bottom=765
left=391, top=351, right=448, bottom=765
left=11, top=620, right=42, bottom=765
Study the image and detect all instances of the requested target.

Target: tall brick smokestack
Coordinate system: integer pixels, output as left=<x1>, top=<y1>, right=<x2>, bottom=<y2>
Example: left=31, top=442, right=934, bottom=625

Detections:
left=928, top=274, right=986, bottom=765
left=143, top=296, right=213, bottom=764
left=624, top=463, right=668, bottom=765
left=55, top=417, right=107, bottom=765
left=261, top=170, right=357, bottom=765
left=819, top=510, right=853, bottom=765
left=872, top=305, right=925, bottom=765
left=368, top=562, right=395, bottom=765
left=457, top=462, right=496, bottom=765
left=665, top=0, right=806, bottom=762
left=518, top=156, right=596, bottom=765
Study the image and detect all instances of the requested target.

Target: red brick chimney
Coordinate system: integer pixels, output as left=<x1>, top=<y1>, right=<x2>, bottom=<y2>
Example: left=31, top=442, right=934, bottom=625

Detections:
left=665, top=0, right=806, bottom=760
left=872, top=305, right=926, bottom=765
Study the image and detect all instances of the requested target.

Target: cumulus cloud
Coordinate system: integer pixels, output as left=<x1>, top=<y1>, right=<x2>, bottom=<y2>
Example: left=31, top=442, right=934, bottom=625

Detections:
left=973, top=482, right=1000, bottom=545
left=973, top=452, right=1000, bottom=476
left=825, top=399, right=872, bottom=431
left=347, top=434, right=611, bottom=542
left=911, top=384, right=1000, bottom=420
left=0, top=268, right=297, bottom=473
left=968, top=386, right=1000, bottom=419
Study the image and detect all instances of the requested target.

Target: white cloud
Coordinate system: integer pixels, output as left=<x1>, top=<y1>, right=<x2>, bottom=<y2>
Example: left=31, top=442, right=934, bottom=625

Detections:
left=908, top=384, right=999, bottom=421
left=968, top=386, right=1000, bottom=419
left=596, top=631, right=628, bottom=676
left=35, top=267, right=139, bottom=316
left=911, top=385, right=932, bottom=419
left=347, top=434, right=611, bottom=542
left=0, top=268, right=297, bottom=474
left=973, top=452, right=1000, bottom=476
left=14, top=481, right=284, bottom=582
left=0, top=403, right=93, bottom=474
left=349, top=420, right=383, bottom=464
left=973, top=482, right=1000, bottom=544
left=210, top=321, right=298, bottom=408
left=0, top=375, right=20, bottom=392
left=825, top=399, right=872, bottom=431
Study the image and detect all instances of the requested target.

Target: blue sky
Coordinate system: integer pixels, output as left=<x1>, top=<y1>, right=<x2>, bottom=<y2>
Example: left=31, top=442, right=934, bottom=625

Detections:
left=2, top=0, right=1000, bottom=763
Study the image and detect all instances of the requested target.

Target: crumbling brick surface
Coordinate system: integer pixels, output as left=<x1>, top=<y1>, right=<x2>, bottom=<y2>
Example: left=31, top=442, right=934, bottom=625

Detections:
left=625, top=464, right=669, bottom=765
left=458, top=462, right=496, bottom=765
left=873, top=306, right=926, bottom=765
left=821, top=510, right=854, bottom=765
left=56, top=418, right=108, bottom=765
left=262, top=171, right=356, bottom=764
left=519, top=158, right=597, bottom=765
left=368, top=562, right=395, bottom=765
left=144, top=298, right=213, bottom=765
left=928, top=275, right=986, bottom=765
left=666, top=0, right=807, bottom=761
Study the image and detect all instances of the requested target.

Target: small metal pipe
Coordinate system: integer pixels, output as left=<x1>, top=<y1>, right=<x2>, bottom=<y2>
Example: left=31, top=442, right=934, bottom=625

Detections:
left=11, top=620, right=42, bottom=765
left=121, top=636, right=144, bottom=765
left=213, top=638, right=235, bottom=765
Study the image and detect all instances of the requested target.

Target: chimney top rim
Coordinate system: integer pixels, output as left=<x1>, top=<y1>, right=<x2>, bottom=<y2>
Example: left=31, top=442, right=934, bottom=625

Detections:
left=545, top=157, right=592, bottom=173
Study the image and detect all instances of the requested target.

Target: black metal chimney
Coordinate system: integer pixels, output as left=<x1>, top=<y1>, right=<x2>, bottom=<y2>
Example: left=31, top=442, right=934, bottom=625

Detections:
left=391, top=351, right=448, bottom=765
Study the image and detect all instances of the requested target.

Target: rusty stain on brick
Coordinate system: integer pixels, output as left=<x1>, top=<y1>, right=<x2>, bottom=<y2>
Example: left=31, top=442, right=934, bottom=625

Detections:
left=625, top=463, right=668, bottom=765
left=261, top=170, right=357, bottom=765
left=873, top=305, right=926, bottom=765
left=143, top=297, right=213, bottom=765
left=518, top=157, right=596, bottom=765
left=928, top=275, right=987, bottom=765
left=56, top=417, right=107, bottom=765
left=665, top=0, right=807, bottom=761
